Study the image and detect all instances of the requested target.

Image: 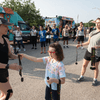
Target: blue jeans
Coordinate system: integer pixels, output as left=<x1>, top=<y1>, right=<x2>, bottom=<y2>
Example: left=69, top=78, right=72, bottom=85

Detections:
left=16, top=40, right=24, bottom=48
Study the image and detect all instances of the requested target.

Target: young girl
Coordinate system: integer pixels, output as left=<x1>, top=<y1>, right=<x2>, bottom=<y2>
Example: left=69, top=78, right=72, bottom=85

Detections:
left=19, top=43, right=66, bottom=100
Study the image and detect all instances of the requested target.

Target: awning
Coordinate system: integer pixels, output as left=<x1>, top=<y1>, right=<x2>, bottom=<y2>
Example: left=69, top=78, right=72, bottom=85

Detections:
left=3, top=7, right=14, bottom=14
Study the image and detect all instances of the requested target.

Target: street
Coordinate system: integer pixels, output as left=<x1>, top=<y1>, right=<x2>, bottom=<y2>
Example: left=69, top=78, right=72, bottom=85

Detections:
left=8, top=38, right=100, bottom=100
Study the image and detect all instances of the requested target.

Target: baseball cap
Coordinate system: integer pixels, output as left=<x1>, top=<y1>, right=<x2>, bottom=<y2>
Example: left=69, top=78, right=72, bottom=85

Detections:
left=0, top=17, right=13, bottom=25
left=17, top=26, right=20, bottom=28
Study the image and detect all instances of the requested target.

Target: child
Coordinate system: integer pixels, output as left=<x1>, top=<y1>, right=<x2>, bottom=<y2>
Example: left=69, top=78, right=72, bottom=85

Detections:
left=19, top=43, right=66, bottom=100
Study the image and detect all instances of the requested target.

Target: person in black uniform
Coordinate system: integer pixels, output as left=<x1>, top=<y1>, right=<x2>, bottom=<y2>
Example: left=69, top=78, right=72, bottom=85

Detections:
left=72, top=25, right=77, bottom=41
left=46, top=27, right=52, bottom=45
left=0, top=17, right=22, bottom=100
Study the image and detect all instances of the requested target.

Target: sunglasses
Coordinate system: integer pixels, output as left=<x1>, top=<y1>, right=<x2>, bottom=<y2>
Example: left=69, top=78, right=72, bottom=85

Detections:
left=48, top=50, right=55, bottom=53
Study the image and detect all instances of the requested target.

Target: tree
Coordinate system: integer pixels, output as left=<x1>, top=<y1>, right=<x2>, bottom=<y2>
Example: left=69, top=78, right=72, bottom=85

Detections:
left=0, top=0, right=45, bottom=28
left=83, top=20, right=95, bottom=28
left=75, top=19, right=95, bottom=28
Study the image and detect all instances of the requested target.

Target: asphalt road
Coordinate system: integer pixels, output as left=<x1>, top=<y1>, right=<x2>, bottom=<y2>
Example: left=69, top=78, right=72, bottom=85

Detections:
left=8, top=37, right=100, bottom=100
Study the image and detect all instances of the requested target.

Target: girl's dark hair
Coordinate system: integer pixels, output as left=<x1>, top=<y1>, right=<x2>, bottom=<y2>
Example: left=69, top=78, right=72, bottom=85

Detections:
left=49, top=43, right=64, bottom=61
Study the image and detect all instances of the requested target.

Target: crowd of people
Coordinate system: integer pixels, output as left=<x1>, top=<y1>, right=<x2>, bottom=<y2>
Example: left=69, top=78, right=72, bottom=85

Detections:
left=5, top=20, right=96, bottom=55
left=0, top=16, right=99, bottom=100
left=7, top=22, right=90, bottom=53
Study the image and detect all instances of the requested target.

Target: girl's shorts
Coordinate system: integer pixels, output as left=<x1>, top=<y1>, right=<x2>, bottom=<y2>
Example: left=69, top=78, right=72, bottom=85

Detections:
left=45, top=86, right=58, bottom=100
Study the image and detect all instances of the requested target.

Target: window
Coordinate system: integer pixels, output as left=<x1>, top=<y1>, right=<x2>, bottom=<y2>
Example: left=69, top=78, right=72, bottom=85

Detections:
left=18, top=23, right=30, bottom=31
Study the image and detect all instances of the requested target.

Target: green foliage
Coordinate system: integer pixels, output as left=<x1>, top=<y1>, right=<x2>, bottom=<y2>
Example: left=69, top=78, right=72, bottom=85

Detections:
left=0, top=0, right=45, bottom=28
left=83, top=20, right=95, bottom=27
left=57, top=16, right=62, bottom=20
left=76, top=19, right=95, bottom=28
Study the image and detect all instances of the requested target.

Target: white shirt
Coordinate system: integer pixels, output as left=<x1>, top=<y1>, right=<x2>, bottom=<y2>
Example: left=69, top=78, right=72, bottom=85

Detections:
left=77, top=27, right=84, bottom=36
left=63, top=28, right=69, bottom=37
left=13, top=30, right=22, bottom=40
left=30, top=29, right=37, bottom=36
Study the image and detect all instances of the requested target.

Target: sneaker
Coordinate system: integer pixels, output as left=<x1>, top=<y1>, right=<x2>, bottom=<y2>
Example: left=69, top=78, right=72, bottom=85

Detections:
left=92, top=80, right=98, bottom=86
left=63, top=46, right=65, bottom=48
left=41, top=51, right=43, bottom=54
left=31, top=47, right=34, bottom=49
left=16, top=47, right=19, bottom=50
left=23, top=48, right=26, bottom=51
left=76, top=77, right=84, bottom=82
left=67, top=46, right=69, bottom=48
left=35, top=47, right=37, bottom=49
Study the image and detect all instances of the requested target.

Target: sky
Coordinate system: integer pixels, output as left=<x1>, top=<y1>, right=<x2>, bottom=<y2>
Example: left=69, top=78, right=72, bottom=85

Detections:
left=0, top=0, right=100, bottom=23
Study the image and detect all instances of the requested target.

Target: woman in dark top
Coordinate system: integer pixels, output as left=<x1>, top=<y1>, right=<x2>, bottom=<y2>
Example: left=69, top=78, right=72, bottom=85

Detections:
left=72, top=26, right=77, bottom=41
left=0, top=18, right=22, bottom=100
left=46, top=27, right=52, bottom=45
left=68, top=26, right=72, bottom=39
left=30, top=26, right=37, bottom=49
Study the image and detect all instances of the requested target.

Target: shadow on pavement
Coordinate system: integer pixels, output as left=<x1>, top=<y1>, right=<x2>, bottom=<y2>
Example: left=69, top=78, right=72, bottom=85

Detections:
left=9, top=39, right=89, bottom=80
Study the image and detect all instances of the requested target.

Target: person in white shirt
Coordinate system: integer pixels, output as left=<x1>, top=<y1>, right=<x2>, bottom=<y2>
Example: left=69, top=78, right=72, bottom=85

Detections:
left=12, top=26, right=26, bottom=51
left=62, top=24, right=69, bottom=48
left=74, top=22, right=86, bottom=49
left=30, top=26, right=37, bottom=49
